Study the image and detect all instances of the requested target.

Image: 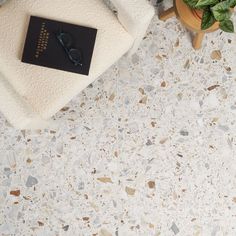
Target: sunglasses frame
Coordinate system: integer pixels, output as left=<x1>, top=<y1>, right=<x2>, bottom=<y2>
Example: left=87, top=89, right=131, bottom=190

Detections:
left=56, top=31, right=83, bottom=67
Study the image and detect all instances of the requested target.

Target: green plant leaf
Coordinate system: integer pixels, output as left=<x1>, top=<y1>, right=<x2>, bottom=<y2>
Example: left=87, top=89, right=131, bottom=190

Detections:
left=196, top=0, right=219, bottom=8
left=219, top=19, right=234, bottom=32
left=201, top=8, right=216, bottom=30
left=228, top=0, right=236, bottom=7
left=211, top=1, right=231, bottom=21
left=183, top=0, right=199, bottom=8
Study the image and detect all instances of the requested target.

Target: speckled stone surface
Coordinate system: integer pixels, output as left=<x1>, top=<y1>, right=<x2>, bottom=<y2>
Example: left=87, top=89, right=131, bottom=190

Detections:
left=1, top=1, right=236, bottom=235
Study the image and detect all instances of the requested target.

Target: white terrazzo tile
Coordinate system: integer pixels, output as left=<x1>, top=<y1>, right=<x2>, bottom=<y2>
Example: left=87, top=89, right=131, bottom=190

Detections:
left=1, top=1, right=236, bottom=235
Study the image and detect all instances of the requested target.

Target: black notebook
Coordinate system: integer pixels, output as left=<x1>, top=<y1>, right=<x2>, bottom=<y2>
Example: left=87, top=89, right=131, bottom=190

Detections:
left=22, top=16, right=97, bottom=75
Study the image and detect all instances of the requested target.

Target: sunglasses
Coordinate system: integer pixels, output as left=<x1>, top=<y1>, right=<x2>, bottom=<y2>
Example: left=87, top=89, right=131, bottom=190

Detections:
left=56, top=31, right=83, bottom=67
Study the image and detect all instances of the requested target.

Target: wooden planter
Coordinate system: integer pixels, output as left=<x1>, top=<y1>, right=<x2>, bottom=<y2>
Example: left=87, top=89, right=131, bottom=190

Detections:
left=159, top=0, right=220, bottom=49
left=174, top=0, right=219, bottom=32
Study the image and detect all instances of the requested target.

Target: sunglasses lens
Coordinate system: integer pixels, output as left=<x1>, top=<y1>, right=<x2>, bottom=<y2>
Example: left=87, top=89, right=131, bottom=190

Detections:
left=57, top=31, right=83, bottom=66
left=69, top=49, right=82, bottom=64
left=59, top=33, right=72, bottom=47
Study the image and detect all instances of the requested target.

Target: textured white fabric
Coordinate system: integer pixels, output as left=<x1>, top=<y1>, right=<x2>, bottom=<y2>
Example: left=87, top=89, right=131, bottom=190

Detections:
left=111, top=0, right=155, bottom=54
left=0, top=0, right=154, bottom=129
left=0, top=72, right=49, bottom=129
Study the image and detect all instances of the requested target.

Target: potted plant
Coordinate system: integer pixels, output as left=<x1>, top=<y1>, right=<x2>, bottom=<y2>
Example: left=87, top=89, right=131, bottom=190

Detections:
left=159, top=0, right=236, bottom=49
left=183, top=0, right=236, bottom=32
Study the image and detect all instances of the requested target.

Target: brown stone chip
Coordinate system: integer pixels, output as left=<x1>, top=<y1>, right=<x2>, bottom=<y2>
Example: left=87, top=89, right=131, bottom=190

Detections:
left=109, top=93, right=115, bottom=101
left=97, top=177, right=113, bottom=183
left=155, top=54, right=162, bottom=60
left=60, top=107, right=70, bottom=112
left=148, top=181, right=155, bottom=189
left=211, top=50, right=222, bottom=60
left=38, top=221, right=44, bottom=226
left=10, top=190, right=20, bottom=197
left=23, top=196, right=31, bottom=200
left=161, top=81, right=166, bottom=87
left=149, top=223, right=155, bottom=228
left=174, top=38, right=180, bottom=47
left=80, top=102, right=85, bottom=107
left=207, top=85, right=220, bottom=91
left=125, top=186, right=136, bottom=196
left=151, top=121, right=157, bottom=127
left=139, top=88, right=145, bottom=95
left=160, top=138, right=168, bottom=144
left=139, top=96, right=148, bottom=104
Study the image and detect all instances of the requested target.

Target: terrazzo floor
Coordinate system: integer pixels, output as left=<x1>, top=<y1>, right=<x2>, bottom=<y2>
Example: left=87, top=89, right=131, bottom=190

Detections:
left=1, top=1, right=236, bottom=235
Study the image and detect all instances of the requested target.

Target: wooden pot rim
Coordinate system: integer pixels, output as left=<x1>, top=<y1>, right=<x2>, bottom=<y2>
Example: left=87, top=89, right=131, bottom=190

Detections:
left=173, top=0, right=219, bottom=32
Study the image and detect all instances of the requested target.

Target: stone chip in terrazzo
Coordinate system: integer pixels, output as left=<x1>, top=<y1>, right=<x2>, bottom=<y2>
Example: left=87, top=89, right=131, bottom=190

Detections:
left=25, top=176, right=38, bottom=187
left=0, top=0, right=236, bottom=235
left=171, top=222, right=180, bottom=235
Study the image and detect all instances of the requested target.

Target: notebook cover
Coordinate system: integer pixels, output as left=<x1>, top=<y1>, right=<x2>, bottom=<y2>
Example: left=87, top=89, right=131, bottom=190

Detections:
left=21, top=16, right=97, bottom=75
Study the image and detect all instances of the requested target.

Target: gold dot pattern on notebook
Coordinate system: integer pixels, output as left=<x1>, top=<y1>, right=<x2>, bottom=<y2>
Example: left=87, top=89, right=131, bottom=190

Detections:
left=35, top=22, right=50, bottom=58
